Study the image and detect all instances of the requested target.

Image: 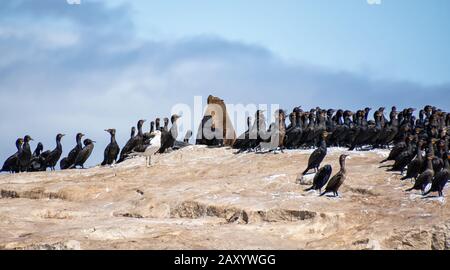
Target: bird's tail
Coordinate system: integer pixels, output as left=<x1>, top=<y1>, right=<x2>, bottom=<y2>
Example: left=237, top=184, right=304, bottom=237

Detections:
left=400, top=175, right=409, bottom=181
left=405, top=187, right=414, bottom=192
left=423, top=188, right=432, bottom=196
left=380, top=158, right=388, bottom=164
left=304, top=187, right=314, bottom=192
left=319, top=191, right=327, bottom=197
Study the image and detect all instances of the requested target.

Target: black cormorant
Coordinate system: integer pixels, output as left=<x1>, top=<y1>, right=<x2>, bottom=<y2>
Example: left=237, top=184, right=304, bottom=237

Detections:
left=102, top=129, right=120, bottom=166
left=159, top=114, right=181, bottom=153
left=320, top=154, right=349, bottom=197
left=118, top=120, right=146, bottom=163
left=70, top=139, right=95, bottom=169
left=1, top=138, right=23, bottom=173
left=18, top=135, right=33, bottom=172
left=304, top=165, right=333, bottom=193
left=424, top=153, right=449, bottom=197
left=301, top=132, right=328, bottom=175
left=406, top=155, right=434, bottom=194
left=60, top=133, right=84, bottom=170
left=43, top=134, right=65, bottom=171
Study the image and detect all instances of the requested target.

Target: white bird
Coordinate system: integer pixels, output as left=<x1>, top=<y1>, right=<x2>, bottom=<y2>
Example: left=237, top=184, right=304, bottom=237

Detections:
left=130, top=130, right=162, bottom=167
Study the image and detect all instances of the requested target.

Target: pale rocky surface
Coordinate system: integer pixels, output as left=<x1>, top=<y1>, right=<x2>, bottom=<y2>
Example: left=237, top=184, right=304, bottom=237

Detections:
left=0, top=146, right=449, bottom=250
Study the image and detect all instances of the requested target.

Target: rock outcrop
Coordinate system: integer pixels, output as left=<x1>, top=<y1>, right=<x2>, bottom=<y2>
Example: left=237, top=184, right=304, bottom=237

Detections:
left=0, top=147, right=449, bottom=250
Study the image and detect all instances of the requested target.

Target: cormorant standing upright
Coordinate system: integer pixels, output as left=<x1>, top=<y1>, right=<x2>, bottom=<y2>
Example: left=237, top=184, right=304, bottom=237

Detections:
left=241, top=110, right=266, bottom=151
left=102, top=129, right=120, bottom=166
left=1, top=138, right=23, bottom=173
left=118, top=120, right=146, bottom=162
left=406, top=155, right=434, bottom=194
left=159, top=114, right=181, bottom=153
left=43, top=134, right=65, bottom=171
left=258, top=109, right=287, bottom=152
left=424, top=153, right=449, bottom=197
left=320, top=154, right=349, bottom=197
left=19, top=135, right=33, bottom=172
left=285, top=108, right=303, bottom=149
left=60, top=133, right=84, bottom=170
left=301, top=132, right=328, bottom=175
left=70, top=139, right=95, bottom=169
left=388, top=135, right=416, bottom=175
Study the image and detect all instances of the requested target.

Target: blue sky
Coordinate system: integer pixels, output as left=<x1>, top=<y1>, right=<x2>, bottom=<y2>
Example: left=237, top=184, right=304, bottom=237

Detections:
left=117, top=0, right=450, bottom=85
left=0, top=0, right=449, bottom=167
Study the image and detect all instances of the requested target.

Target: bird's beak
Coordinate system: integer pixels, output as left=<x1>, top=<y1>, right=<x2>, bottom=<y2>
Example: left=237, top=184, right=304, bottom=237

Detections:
left=93, top=141, right=97, bottom=143
left=62, top=134, right=66, bottom=137
left=30, top=138, right=34, bottom=141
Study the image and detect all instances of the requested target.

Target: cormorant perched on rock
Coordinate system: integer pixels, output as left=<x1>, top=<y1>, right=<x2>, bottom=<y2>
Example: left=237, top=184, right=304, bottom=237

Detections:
left=258, top=109, right=286, bottom=152
left=241, top=110, right=267, bottom=151
left=432, top=140, right=446, bottom=173
left=42, top=134, right=65, bottom=171
left=19, top=135, right=33, bottom=172
left=118, top=120, right=146, bottom=163
left=159, top=114, right=181, bottom=153
left=424, top=153, right=449, bottom=197
left=406, top=155, right=434, bottom=194
left=102, top=129, right=120, bottom=166
left=401, top=140, right=424, bottom=181
left=60, top=133, right=84, bottom=170
left=28, top=142, right=44, bottom=172
left=285, top=108, right=303, bottom=149
left=69, top=139, right=95, bottom=169
left=304, top=165, right=333, bottom=193
left=388, top=135, right=415, bottom=175
left=1, top=138, right=23, bottom=173
left=301, top=132, right=328, bottom=175
left=320, top=154, right=349, bottom=197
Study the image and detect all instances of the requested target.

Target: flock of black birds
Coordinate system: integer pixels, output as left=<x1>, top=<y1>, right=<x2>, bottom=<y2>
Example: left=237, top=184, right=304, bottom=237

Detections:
left=1, top=104, right=449, bottom=198
left=1, top=115, right=186, bottom=174
left=232, top=105, right=449, bottom=197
